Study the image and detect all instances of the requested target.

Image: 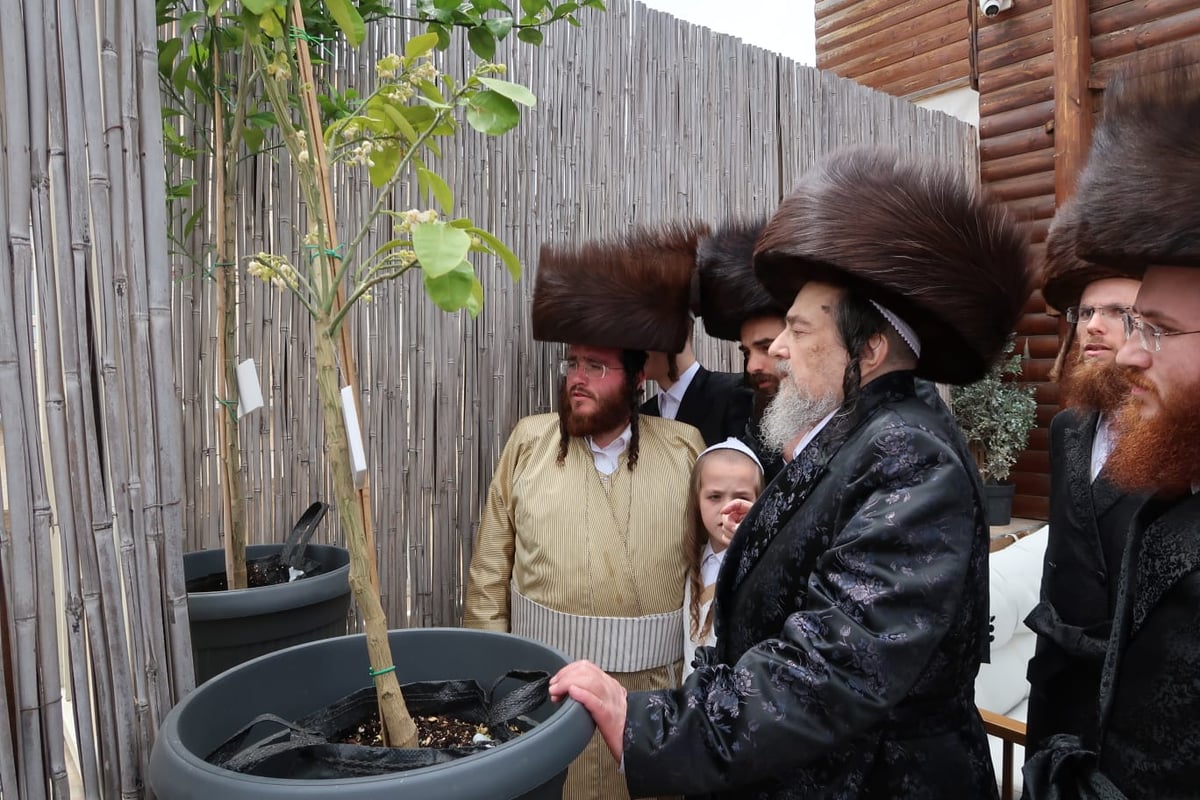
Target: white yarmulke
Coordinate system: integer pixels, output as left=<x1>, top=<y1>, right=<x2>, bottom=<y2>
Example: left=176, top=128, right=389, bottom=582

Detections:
left=869, top=299, right=922, bottom=358
left=698, top=437, right=764, bottom=473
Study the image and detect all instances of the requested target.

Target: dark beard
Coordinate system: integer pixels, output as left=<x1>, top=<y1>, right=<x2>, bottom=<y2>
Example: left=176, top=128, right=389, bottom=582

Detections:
left=1059, top=351, right=1130, bottom=413
left=558, top=382, right=632, bottom=438
left=1106, top=371, right=1200, bottom=495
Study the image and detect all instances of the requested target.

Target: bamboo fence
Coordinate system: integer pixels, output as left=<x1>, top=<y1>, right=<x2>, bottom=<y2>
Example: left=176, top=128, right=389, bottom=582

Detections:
left=0, top=0, right=975, bottom=795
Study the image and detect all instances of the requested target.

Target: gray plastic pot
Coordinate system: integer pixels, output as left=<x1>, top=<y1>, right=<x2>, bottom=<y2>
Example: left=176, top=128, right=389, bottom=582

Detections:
left=185, top=544, right=351, bottom=684
left=150, top=628, right=595, bottom=799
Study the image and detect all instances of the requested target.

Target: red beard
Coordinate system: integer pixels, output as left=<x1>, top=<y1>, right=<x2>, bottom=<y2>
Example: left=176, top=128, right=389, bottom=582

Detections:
left=1059, top=352, right=1131, bottom=413
left=1106, top=370, right=1200, bottom=495
left=558, top=381, right=632, bottom=438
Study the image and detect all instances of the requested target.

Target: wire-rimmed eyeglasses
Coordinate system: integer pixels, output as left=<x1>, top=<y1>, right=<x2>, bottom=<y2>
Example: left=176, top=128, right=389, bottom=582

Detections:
left=558, top=358, right=623, bottom=380
left=1121, top=312, right=1200, bottom=353
left=1065, top=304, right=1131, bottom=324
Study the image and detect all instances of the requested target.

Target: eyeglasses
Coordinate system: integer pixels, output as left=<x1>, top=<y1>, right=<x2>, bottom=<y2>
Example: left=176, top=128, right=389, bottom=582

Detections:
left=558, top=358, right=623, bottom=380
left=1066, top=305, right=1131, bottom=324
left=1121, top=313, right=1200, bottom=353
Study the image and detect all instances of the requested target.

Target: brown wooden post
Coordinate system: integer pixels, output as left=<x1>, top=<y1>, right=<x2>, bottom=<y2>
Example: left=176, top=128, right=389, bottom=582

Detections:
left=1053, top=0, right=1092, bottom=202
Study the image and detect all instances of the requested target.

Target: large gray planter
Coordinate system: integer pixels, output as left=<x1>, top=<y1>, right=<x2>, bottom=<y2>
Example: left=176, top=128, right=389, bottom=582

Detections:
left=150, top=628, right=595, bottom=799
left=185, top=544, right=351, bottom=684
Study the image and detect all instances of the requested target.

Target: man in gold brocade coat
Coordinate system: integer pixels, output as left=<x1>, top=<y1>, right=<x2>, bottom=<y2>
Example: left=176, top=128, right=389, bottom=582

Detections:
left=464, top=223, right=707, bottom=800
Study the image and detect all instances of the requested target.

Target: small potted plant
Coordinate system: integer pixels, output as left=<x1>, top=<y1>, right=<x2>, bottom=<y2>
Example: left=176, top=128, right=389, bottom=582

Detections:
left=950, top=341, right=1038, bottom=526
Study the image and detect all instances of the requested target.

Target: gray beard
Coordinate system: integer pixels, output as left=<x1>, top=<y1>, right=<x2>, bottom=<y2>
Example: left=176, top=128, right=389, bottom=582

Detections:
left=759, top=371, right=842, bottom=457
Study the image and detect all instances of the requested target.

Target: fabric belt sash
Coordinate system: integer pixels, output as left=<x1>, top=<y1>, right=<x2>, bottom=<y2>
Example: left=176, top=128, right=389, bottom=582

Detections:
left=510, top=584, right=682, bottom=673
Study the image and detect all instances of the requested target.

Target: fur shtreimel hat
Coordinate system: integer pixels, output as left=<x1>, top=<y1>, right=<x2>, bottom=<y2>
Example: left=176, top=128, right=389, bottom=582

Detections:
left=1041, top=199, right=1131, bottom=313
left=532, top=221, right=708, bottom=352
left=694, top=218, right=787, bottom=342
left=1073, top=54, right=1200, bottom=273
left=754, top=147, right=1033, bottom=385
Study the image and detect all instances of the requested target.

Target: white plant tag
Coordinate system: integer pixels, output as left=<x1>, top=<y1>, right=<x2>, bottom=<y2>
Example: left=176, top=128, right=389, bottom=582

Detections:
left=236, top=358, right=264, bottom=419
left=340, top=385, right=368, bottom=488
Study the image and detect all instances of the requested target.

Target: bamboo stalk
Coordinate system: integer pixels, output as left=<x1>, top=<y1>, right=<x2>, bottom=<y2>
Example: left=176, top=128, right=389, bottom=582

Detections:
left=288, top=0, right=380, bottom=591
left=214, top=29, right=249, bottom=590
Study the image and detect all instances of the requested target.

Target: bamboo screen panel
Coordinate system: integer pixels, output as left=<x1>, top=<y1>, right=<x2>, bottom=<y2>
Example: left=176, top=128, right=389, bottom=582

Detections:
left=0, top=0, right=973, bottom=795
left=168, top=0, right=977, bottom=631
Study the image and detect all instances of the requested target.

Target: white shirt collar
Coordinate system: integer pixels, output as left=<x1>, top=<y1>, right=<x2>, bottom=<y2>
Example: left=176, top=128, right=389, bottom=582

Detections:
left=790, top=409, right=839, bottom=462
left=700, top=542, right=725, bottom=586
left=658, top=361, right=701, bottom=421
left=587, top=424, right=632, bottom=476
left=1091, top=413, right=1113, bottom=483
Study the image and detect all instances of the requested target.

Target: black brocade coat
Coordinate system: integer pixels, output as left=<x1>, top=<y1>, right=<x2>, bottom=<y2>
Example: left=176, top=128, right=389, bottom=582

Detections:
left=1024, top=492, right=1200, bottom=800
left=1024, top=410, right=1144, bottom=758
left=623, top=372, right=998, bottom=799
left=641, top=366, right=753, bottom=447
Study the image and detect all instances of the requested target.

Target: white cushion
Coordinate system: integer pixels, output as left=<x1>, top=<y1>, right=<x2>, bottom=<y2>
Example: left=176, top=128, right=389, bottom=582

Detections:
left=987, top=525, right=1049, bottom=648
left=975, top=631, right=1035, bottom=716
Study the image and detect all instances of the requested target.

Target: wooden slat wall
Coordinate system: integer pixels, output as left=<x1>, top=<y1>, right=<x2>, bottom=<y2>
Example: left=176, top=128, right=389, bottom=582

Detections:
left=976, top=0, right=1200, bottom=519
left=815, top=0, right=971, bottom=98
left=976, top=0, right=1056, bottom=520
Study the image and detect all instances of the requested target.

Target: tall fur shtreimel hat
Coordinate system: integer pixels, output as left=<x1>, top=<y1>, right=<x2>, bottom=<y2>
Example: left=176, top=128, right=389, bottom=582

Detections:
left=1073, top=54, right=1200, bottom=273
left=694, top=218, right=787, bottom=342
left=754, top=147, right=1033, bottom=385
left=1041, top=199, right=1131, bottom=313
left=532, top=221, right=708, bottom=352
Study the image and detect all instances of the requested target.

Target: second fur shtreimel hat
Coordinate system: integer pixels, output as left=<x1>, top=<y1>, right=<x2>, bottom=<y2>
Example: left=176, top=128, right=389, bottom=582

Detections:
left=694, top=218, right=787, bottom=342
left=532, top=221, right=708, bottom=352
left=1071, top=54, right=1200, bottom=273
left=1041, top=199, right=1131, bottom=313
left=753, top=147, right=1033, bottom=385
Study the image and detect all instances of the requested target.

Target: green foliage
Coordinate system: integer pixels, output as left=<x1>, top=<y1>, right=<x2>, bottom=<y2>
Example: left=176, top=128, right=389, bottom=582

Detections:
left=950, top=344, right=1038, bottom=484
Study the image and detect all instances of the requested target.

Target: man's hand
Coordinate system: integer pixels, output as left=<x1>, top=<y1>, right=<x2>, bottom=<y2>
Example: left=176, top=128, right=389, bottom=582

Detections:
left=719, top=498, right=754, bottom=539
left=550, top=660, right=627, bottom=762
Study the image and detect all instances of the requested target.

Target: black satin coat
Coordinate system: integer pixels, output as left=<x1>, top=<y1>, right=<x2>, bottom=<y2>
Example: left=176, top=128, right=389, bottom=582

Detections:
left=641, top=366, right=753, bottom=446
left=1024, top=410, right=1145, bottom=758
left=622, top=372, right=997, bottom=799
left=1024, top=492, right=1200, bottom=800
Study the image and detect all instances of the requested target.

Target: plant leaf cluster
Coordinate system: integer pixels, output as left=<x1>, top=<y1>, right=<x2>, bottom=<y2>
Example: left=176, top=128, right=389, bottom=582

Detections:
left=950, top=345, right=1038, bottom=484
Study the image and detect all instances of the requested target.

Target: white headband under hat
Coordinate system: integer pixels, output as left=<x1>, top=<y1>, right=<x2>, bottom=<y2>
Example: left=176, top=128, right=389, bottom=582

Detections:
left=868, top=300, right=922, bottom=358
left=698, top=437, right=764, bottom=473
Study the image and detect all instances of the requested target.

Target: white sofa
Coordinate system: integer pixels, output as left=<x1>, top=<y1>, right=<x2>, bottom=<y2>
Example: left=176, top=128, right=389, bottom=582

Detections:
left=974, top=524, right=1049, bottom=795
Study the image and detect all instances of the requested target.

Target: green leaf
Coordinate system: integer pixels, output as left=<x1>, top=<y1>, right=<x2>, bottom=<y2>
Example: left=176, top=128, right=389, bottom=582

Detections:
left=367, top=140, right=403, bottom=187
left=473, top=0, right=513, bottom=12
left=206, top=0, right=223, bottom=15
left=449, top=217, right=474, bottom=228
left=180, top=10, right=206, bottom=28
left=429, top=22, right=451, bottom=49
left=243, top=125, right=265, bottom=153
left=465, top=90, right=520, bottom=135
left=423, top=260, right=482, bottom=315
left=516, top=27, right=544, bottom=46
left=478, top=77, right=536, bottom=107
left=258, top=8, right=284, bottom=38
left=471, top=227, right=522, bottom=280
left=485, top=16, right=514, bottom=39
left=552, top=2, right=579, bottom=18
left=582, top=0, right=605, bottom=9
left=405, top=31, right=440, bottom=59
left=467, top=27, right=496, bottom=60
left=322, top=0, right=366, bottom=47
left=158, top=37, right=183, bottom=80
left=520, top=0, right=546, bottom=15
left=242, top=0, right=273, bottom=13
left=418, top=166, right=454, bottom=211
left=412, top=222, right=472, bottom=278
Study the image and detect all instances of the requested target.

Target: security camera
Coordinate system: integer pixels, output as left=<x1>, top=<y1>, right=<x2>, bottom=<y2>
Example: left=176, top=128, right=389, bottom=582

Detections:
left=980, top=0, right=1013, bottom=16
